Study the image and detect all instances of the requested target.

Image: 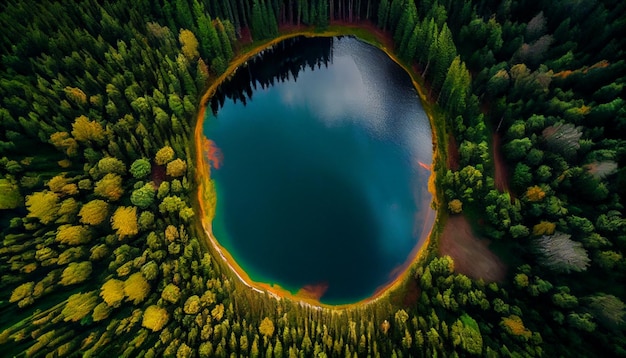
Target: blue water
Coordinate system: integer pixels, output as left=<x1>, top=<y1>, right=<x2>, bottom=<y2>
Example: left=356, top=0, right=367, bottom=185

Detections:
left=204, top=36, right=433, bottom=304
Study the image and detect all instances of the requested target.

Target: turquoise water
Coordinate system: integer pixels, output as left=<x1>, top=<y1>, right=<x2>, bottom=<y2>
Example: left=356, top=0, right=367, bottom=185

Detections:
left=204, top=36, right=433, bottom=304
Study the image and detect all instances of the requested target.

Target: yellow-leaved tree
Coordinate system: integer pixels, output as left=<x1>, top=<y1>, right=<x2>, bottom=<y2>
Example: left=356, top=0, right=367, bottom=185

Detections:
left=448, top=199, right=463, bottom=214
left=532, top=221, right=556, bottom=236
left=155, top=146, right=175, bottom=165
left=26, top=191, right=59, bottom=224
left=9, top=281, right=35, bottom=308
left=64, top=86, right=87, bottom=105
left=56, top=224, right=91, bottom=245
left=111, top=206, right=138, bottom=239
left=79, top=199, right=109, bottom=225
left=524, top=185, right=546, bottom=202
left=62, top=291, right=98, bottom=322
left=179, top=29, right=199, bottom=61
left=94, top=173, right=124, bottom=201
left=142, top=305, right=169, bottom=331
left=500, top=315, right=532, bottom=339
left=50, top=131, right=78, bottom=157
left=48, top=174, right=78, bottom=196
left=100, top=278, right=125, bottom=307
left=259, top=317, right=275, bottom=338
left=92, top=302, right=112, bottom=322
left=166, top=158, right=187, bottom=177
left=60, top=261, right=92, bottom=286
left=124, top=272, right=150, bottom=304
left=71, top=115, right=106, bottom=144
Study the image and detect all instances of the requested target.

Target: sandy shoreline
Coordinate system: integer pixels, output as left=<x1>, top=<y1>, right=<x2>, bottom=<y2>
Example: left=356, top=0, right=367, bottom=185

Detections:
left=193, top=26, right=442, bottom=309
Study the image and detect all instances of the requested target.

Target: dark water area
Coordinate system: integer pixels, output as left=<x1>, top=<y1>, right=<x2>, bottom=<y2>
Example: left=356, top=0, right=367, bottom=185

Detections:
left=204, top=36, right=434, bottom=304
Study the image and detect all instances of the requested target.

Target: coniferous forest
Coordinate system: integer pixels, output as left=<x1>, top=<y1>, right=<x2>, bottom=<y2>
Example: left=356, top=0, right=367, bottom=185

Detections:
left=1, top=0, right=625, bottom=356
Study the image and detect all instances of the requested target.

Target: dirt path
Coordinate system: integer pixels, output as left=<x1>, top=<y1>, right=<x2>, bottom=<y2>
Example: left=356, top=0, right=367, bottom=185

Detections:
left=447, top=133, right=460, bottom=171
left=492, top=133, right=509, bottom=193
left=439, top=215, right=507, bottom=282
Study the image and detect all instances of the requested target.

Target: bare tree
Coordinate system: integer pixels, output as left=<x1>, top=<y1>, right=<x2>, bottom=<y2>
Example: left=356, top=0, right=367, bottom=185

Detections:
left=542, top=123, right=583, bottom=158
left=534, top=231, right=590, bottom=273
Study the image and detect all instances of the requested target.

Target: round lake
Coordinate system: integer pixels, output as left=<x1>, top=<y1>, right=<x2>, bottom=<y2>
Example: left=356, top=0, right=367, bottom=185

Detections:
left=203, top=36, right=434, bottom=304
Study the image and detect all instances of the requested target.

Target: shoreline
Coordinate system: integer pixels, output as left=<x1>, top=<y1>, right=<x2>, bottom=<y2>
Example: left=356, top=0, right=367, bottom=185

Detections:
left=193, top=26, right=443, bottom=309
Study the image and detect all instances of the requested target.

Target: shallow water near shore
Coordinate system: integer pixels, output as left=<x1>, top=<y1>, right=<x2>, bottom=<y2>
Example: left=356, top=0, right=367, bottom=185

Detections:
left=203, top=36, right=434, bottom=304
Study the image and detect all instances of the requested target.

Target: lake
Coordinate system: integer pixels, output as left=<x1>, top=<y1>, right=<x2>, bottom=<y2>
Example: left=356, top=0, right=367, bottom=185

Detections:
left=203, top=36, right=434, bottom=304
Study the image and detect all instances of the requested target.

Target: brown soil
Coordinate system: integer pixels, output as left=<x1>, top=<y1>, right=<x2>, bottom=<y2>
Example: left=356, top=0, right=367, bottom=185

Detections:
left=492, top=133, right=509, bottom=193
left=439, top=215, right=507, bottom=282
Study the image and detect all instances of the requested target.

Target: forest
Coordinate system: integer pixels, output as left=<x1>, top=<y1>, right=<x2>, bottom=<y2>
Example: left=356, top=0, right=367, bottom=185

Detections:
left=0, top=0, right=625, bottom=356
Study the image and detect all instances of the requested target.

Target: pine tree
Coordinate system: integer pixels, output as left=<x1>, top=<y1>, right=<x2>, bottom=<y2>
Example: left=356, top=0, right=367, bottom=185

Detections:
left=377, top=0, right=389, bottom=29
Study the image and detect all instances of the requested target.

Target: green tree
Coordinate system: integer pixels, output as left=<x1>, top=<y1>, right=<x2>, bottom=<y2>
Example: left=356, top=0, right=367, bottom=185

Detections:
left=130, top=158, right=151, bottom=179
left=131, top=183, right=156, bottom=209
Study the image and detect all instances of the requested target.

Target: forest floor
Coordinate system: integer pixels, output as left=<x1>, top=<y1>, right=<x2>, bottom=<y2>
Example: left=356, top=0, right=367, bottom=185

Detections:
left=439, top=215, right=507, bottom=282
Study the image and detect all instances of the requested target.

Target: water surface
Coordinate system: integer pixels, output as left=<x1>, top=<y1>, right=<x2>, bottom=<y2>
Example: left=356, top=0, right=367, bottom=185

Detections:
left=204, top=36, right=433, bottom=304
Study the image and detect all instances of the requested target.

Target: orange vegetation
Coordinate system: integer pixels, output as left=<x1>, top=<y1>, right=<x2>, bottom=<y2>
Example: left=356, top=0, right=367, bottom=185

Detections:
left=202, top=138, right=223, bottom=170
left=296, top=282, right=329, bottom=301
left=417, top=161, right=431, bottom=171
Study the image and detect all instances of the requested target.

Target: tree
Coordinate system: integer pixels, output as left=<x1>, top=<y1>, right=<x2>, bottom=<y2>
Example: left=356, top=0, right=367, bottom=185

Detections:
left=586, top=294, right=625, bottom=329
left=56, top=224, right=91, bottom=245
left=50, top=132, right=79, bottom=157
left=94, top=173, right=124, bottom=201
left=47, top=174, right=78, bottom=196
left=111, top=206, right=138, bottom=239
left=533, top=221, right=556, bottom=236
left=130, top=158, right=151, bottom=179
left=179, top=29, right=199, bottom=61
left=259, top=317, right=275, bottom=338
left=567, top=312, right=596, bottom=332
left=60, top=261, right=92, bottom=286
left=92, top=302, right=112, bottom=322
left=184, top=295, right=201, bottom=315
left=10, top=282, right=35, bottom=307
left=161, top=283, right=181, bottom=303
left=155, top=146, right=175, bottom=165
left=62, top=291, right=98, bottom=322
left=124, top=272, right=150, bottom=304
left=542, top=123, right=582, bottom=158
left=501, top=315, right=531, bottom=339
left=166, top=158, right=187, bottom=177
left=524, top=185, right=546, bottom=202
left=533, top=232, right=590, bottom=273
left=131, top=183, right=156, bottom=209
left=96, top=157, right=126, bottom=176
left=448, top=199, right=463, bottom=214
left=509, top=224, right=529, bottom=239
left=26, top=191, right=59, bottom=224
left=100, top=278, right=125, bottom=307
left=143, top=305, right=169, bottom=331
left=0, top=178, right=21, bottom=209
left=79, top=199, right=109, bottom=225
left=71, top=115, right=106, bottom=144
